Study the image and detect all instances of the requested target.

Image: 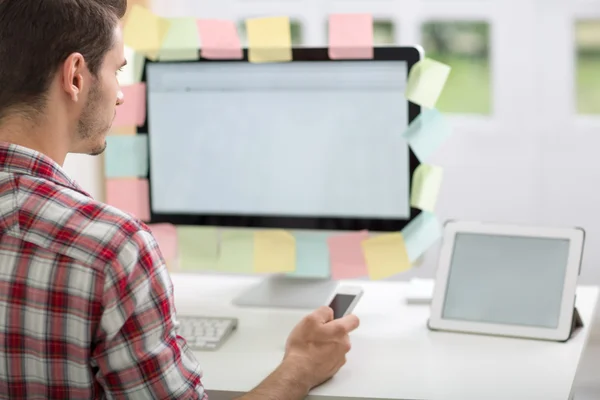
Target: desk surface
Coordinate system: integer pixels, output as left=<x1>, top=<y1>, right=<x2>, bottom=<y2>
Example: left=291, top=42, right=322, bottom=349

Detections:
left=170, top=273, right=599, bottom=400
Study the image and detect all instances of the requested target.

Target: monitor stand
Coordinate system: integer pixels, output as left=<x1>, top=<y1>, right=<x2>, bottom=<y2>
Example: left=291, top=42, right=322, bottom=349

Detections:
left=233, top=275, right=338, bottom=309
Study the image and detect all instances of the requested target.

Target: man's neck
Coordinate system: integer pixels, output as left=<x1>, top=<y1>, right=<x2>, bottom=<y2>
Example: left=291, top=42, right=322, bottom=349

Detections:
left=0, top=116, right=69, bottom=166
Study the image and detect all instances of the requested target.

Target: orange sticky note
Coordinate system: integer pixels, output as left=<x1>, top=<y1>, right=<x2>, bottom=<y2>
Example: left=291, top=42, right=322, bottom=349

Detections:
left=362, top=233, right=411, bottom=280
left=105, top=178, right=150, bottom=221
left=328, top=231, right=369, bottom=280
left=197, top=19, right=243, bottom=60
left=148, top=223, right=178, bottom=262
left=328, top=14, right=373, bottom=60
left=113, top=83, right=146, bottom=127
left=111, top=126, right=137, bottom=135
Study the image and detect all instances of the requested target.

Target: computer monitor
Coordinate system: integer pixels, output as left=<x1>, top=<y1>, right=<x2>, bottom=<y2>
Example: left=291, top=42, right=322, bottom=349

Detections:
left=139, top=47, right=423, bottom=308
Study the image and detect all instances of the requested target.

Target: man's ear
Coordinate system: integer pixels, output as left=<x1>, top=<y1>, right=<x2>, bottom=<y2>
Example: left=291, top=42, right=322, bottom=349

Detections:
left=61, top=53, right=86, bottom=102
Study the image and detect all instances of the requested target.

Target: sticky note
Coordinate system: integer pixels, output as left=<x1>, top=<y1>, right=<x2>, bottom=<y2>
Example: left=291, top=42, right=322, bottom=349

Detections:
left=328, top=231, right=369, bottom=280
left=406, top=58, right=451, bottom=108
left=410, top=164, right=444, bottom=212
left=287, top=232, right=330, bottom=279
left=362, top=233, right=411, bottom=280
left=328, top=14, right=374, bottom=59
left=197, top=19, right=243, bottom=60
left=105, top=178, right=150, bottom=221
left=218, top=230, right=254, bottom=274
left=253, top=230, right=296, bottom=274
left=177, top=226, right=219, bottom=271
left=113, top=83, right=146, bottom=128
left=119, top=46, right=145, bottom=86
left=111, top=126, right=137, bottom=136
left=104, top=135, right=148, bottom=178
left=123, top=5, right=171, bottom=58
left=402, top=108, right=452, bottom=162
left=246, top=16, right=292, bottom=63
left=148, top=223, right=178, bottom=262
left=401, top=211, right=441, bottom=263
left=131, top=50, right=146, bottom=84
left=158, top=18, right=200, bottom=61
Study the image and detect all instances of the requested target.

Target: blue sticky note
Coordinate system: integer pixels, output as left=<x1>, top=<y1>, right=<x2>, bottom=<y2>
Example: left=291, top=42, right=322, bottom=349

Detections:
left=401, top=211, right=442, bottom=262
left=105, top=135, right=149, bottom=178
left=287, top=232, right=330, bottom=279
left=402, top=108, right=452, bottom=162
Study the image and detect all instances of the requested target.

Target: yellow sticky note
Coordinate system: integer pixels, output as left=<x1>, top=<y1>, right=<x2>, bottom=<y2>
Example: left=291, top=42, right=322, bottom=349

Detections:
left=246, top=16, right=292, bottom=63
left=253, top=230, right=296, bottom=273
left=123, top=5, right=171, bottom=59
left=406, top=58, right=451, bottom=108
left=410, top=164, right=444, bottom=212
left=362, top=233, right=411, bottom=280
left=158, top=18, right=200, bottom=61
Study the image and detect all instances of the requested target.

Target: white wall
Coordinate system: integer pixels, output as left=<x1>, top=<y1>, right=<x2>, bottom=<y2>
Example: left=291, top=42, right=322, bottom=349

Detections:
left=65, top=0, right=600, bottom=324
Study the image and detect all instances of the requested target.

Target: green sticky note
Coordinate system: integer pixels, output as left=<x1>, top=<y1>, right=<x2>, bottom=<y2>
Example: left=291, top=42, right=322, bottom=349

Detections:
left=410, top=164, right=444, bottom=212
left=177, top=226, right=219, bottom=271
left=120, top=46, right=146, bottom=85
left=287, top=232, right=330, bottom=279
left=218, top=230, right=254, bottom=274
left=131, top=50, right=146, bottom=84
left=406, top=58, right=451, bottom=108
left=158, top=17, right=201, bottom=61
left=402, top=108, right=452, bottom=163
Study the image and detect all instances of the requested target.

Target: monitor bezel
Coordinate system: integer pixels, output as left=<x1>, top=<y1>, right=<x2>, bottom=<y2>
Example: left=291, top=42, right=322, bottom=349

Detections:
left=139, top=46, right=422, bottom=232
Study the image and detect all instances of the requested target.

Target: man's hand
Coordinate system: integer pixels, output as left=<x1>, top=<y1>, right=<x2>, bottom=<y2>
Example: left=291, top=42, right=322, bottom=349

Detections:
left=237, top=306, right=360, bottom=400
left=283, top=306, right=360, bottom=389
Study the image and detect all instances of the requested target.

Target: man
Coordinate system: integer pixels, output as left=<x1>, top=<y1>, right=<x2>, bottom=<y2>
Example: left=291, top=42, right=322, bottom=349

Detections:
left=0, top=0, right=360, bottom=399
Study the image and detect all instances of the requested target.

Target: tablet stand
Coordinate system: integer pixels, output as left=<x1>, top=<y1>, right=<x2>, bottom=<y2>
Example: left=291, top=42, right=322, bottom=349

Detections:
left=568, top=307, right=584, bottom=340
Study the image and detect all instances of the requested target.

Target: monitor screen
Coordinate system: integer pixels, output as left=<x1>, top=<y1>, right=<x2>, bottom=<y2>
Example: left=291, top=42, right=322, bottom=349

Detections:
left=442, top=233, right=571, bottom=329
left=146, top=59, right=411, bottom=224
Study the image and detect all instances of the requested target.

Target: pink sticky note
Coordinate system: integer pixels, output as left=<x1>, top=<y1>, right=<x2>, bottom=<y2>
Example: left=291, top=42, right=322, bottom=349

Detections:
left=328, top=14, right=374, bottom=60
left=113, top=83, right=146, bottom=127
left=328, top=230, right=369, bottom=280
left=105, top=178, right=150, bottom=221
left=197, top=19, right=243, bottom=60
left=148, top=223, right=178, bottom=261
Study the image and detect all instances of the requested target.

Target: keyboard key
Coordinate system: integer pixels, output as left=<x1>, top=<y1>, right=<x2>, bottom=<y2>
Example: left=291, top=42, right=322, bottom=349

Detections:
left=178, top=316, right=238, bottom=351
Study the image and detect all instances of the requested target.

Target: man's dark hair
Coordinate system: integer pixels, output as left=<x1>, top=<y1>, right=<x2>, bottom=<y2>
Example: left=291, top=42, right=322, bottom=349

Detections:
left=0, top=0, right=127, bottom=120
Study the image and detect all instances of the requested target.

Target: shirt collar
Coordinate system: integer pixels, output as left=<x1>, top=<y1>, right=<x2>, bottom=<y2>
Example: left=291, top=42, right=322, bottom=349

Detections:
left=0, top=142, right=91, bottom=197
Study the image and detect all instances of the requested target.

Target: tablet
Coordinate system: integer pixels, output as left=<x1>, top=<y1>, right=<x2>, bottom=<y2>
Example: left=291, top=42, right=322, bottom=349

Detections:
left=428, top=221, right=585, bottom=341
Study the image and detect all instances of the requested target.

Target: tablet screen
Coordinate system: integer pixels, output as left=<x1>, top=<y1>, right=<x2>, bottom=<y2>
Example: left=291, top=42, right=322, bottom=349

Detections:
left=442, top=233, right=571, bottom=328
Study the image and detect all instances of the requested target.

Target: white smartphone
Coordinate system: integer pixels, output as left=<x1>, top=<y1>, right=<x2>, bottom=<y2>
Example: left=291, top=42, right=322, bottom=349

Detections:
left=327, top=286, right=364, bottom=319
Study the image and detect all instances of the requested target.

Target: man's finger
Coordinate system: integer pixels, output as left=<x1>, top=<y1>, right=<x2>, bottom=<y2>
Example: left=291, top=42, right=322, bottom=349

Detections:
left=334, top=314, right=360, bottom=333
left=312, top=306, right=334, bottom=323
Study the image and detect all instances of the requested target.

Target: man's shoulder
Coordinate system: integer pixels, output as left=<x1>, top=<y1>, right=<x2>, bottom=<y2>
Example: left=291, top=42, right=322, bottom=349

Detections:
left=12, top=174, right=154, bottom=268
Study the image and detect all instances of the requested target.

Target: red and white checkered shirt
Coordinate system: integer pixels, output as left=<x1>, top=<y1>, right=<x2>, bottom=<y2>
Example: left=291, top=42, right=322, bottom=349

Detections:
left=0, top=142, right=206, bottom=399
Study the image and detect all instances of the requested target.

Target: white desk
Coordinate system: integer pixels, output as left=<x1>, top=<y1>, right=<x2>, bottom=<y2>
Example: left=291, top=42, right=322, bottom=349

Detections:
left=170, top=273, right=599, bottom=400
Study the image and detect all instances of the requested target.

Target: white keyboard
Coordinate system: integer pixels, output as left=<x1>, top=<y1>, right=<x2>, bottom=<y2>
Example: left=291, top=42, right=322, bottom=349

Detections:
left=178, top=316, right=238, bottom=351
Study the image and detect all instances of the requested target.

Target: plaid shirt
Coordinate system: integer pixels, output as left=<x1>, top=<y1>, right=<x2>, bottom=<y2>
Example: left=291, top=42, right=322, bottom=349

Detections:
left=0, top=143, right=206, bottom=399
